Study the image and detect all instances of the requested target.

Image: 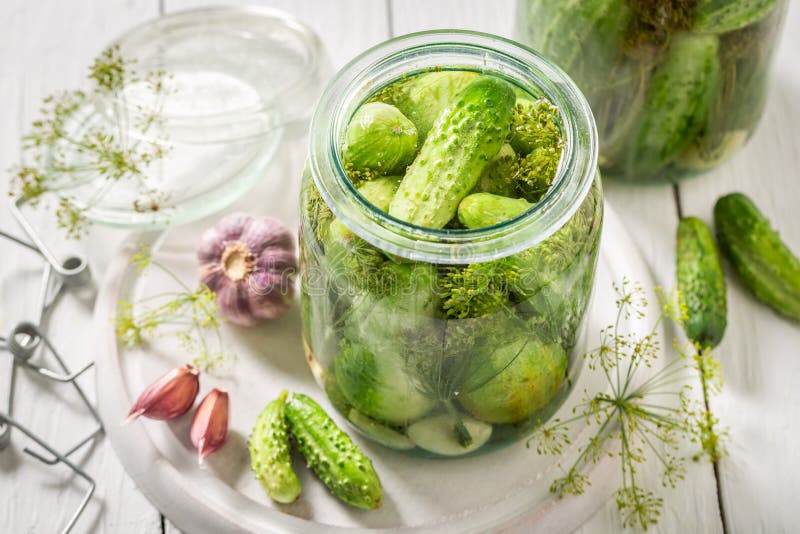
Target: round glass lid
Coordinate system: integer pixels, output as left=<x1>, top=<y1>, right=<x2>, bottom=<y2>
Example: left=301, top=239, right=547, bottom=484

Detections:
left=45, top=6, right=330, bottom=230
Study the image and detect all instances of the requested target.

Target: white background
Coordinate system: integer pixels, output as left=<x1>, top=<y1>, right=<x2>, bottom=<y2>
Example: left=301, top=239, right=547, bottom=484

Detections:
left=0, top=1, right=798, bottom=533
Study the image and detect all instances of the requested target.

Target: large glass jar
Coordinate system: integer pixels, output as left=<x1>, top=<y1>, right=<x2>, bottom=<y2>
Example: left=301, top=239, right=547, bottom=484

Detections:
left=517, top=0, right=788, bottom=184
left=299, top=31, right=602, bottom=457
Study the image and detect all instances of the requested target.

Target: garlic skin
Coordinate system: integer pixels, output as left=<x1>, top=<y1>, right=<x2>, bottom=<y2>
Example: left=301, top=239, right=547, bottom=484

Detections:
left=190, top=388, right=229, bottom=464
left=128, top=364, right=200, bottom=422
left=197, top=213, right=297, bottom=326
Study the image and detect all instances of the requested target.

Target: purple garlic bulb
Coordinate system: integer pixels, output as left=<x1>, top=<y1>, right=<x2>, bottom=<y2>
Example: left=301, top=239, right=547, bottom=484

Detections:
left=197, top=213, right=297, bottom=326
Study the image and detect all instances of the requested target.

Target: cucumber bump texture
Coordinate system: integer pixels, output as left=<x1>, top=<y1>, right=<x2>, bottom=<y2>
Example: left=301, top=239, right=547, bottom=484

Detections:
left=676, top=217, right=727, bottom=349
left=248, top=390, right=302, bottom=504
left=714, top=193, right=800, bottom=321
left=388, top=76, right=516, bottom=229
left=285, top=393, right=383, bottom=509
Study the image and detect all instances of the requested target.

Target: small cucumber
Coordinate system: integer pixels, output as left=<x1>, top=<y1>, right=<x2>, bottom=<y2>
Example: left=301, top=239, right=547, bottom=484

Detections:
left=322, top=176, right=401, bottom=279
left=459, top=338, right=567, bottom=424
left=347, top=408, right=415, bottom=451
left=335, top=336, right=435, bottom=426
left=355, top=175, right=403, bottom=212
left=248, top=390, right=302, bottom=504
left=676, top=217, right=728, bottom=349
left=406, top=413, right=492, bottom=456
left=458, top=193, right=533, bottom=229
left=285, top=393, right=383, bottom=510
left=373, top=71, right=479, bottom=144
left=714, top=193, right=800, bottom=321
left=342, top=102, right=417, bottom=175
left=625, top=34, right=721, bottom=176
left=694, top=0, right=778, bottom=34
left=389, top=77, right=516, bottom=229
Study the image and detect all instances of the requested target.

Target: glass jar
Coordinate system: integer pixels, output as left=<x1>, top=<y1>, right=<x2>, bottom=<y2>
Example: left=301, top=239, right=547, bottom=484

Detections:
left=299, top=31, right=602, bottom=457
left=517, top=0, right=788, bottom=184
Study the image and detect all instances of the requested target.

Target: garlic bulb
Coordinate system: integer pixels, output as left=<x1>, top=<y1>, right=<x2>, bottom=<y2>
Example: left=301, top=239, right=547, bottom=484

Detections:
left=198, top=213, right=297, bottom=326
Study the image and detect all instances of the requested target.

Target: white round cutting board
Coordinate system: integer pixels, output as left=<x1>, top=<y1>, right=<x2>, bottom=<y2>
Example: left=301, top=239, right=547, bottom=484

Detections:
left=93, top=202, right=657, bottom=534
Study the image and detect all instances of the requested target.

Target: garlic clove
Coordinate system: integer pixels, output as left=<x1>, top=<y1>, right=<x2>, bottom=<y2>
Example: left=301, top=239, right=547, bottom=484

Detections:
left=127, top=364, right=200, bottom=422
left=190, top=388, right=229, bottom=464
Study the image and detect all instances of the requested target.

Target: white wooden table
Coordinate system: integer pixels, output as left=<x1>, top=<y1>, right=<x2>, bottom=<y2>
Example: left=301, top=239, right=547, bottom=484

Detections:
left=1, top=1, right=798, bottom=532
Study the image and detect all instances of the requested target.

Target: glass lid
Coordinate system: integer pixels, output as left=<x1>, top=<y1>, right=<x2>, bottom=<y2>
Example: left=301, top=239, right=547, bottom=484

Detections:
left=44, top=6, right=331, bottom=230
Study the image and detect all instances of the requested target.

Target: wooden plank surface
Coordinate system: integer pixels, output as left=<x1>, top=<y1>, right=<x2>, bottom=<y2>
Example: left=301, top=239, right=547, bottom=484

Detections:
left=676, top=3, right=800, bottom=531
left=0, top=1, right=164, bottom=533
left=1, top=0, right=798, bottom=532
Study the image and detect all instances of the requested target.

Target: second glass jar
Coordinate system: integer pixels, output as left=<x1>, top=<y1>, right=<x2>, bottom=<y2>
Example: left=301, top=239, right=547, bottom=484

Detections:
left=517, top=0, right=788, bottom=184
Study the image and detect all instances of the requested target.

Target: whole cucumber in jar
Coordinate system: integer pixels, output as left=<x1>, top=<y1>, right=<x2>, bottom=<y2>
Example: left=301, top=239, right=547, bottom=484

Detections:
left=622, top=34, right=721, bottom=179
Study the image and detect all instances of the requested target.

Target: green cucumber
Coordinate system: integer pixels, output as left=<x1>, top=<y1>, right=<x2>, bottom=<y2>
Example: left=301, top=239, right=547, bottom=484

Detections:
left=322, top=176, right=402, bottom=286
left=458, top=193, right=533, bottom=228
left=335, top=337, right=435, bottom=426
left=406, top=413, right=492, bottom=456
left=520, top=0, right=631, bottom=93
left=714, top=193, right=800, bottom=321
left=389, top=77, right=516, bottom=229
left=459, top=338, right=567, bottom=424
left=356, top=175, right=403, bottom=211
left=347, top=408, right=415, bottom=451
left=694, top=0, right=779, bottom=34
left=325, top=175, right=402, bottom=246
left=342, top=102, right=417, bottom=175
left=676, top=217, right=728, bottom=348
left=625, top=34, right=721, bottom=176
left=285, top=393, right=383, bottom=510
left=248, top=391, right=302, bottom=504
left=372, top=71, right=479, bottom=144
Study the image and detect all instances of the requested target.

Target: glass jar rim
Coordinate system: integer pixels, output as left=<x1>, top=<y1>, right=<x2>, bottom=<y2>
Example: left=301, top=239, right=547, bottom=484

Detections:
left=109, top=6, right=326, bottom=127
left=308, top=30, right=598, bottom=264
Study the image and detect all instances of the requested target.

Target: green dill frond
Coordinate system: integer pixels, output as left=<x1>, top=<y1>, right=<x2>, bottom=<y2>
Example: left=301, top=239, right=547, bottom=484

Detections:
left=615, top=486, right=663, bottom=530
left=550, top=468, right=590, bottom=497
left=439, top=258, right=520, bottom=319
left=510, top=146, right=562, bottom=203
left=303, top=180, right=334, bottom=242
left=89, top=45, right=136, bottom=94
left=10, top=166, right=48, bottom=202
left=131, top=243, right=153, bottom=272
left=505, top=98, right=565, bottom=203
left=530, top=279, right=728, bottom=531
left=509, top=97, right=563, bottom=155
left=343, top=161, right=381, bottom=186
left=527, top=419, right=571, bottom=456
left=56, top=197, right=90, bottom=239
left=11, top=47, right=171, bottom=238
left=115, top=245, right=236, bottom=372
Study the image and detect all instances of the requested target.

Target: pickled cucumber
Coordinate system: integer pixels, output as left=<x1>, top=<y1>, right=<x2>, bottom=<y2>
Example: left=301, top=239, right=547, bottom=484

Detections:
left=342, top=102, right=417, bottom=175
left=389, top=77, right=516, bottom=229
left=694, top=0, right=779, bottom=34
left=335, top=338, right=435, bottom=426
left=372, top=70, right=479, bottom=143
left=459, top=338, right=567, bottom=424
left=458, top=193, right=533, bottom=228
left=625, top=34, right=721, bottom=176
